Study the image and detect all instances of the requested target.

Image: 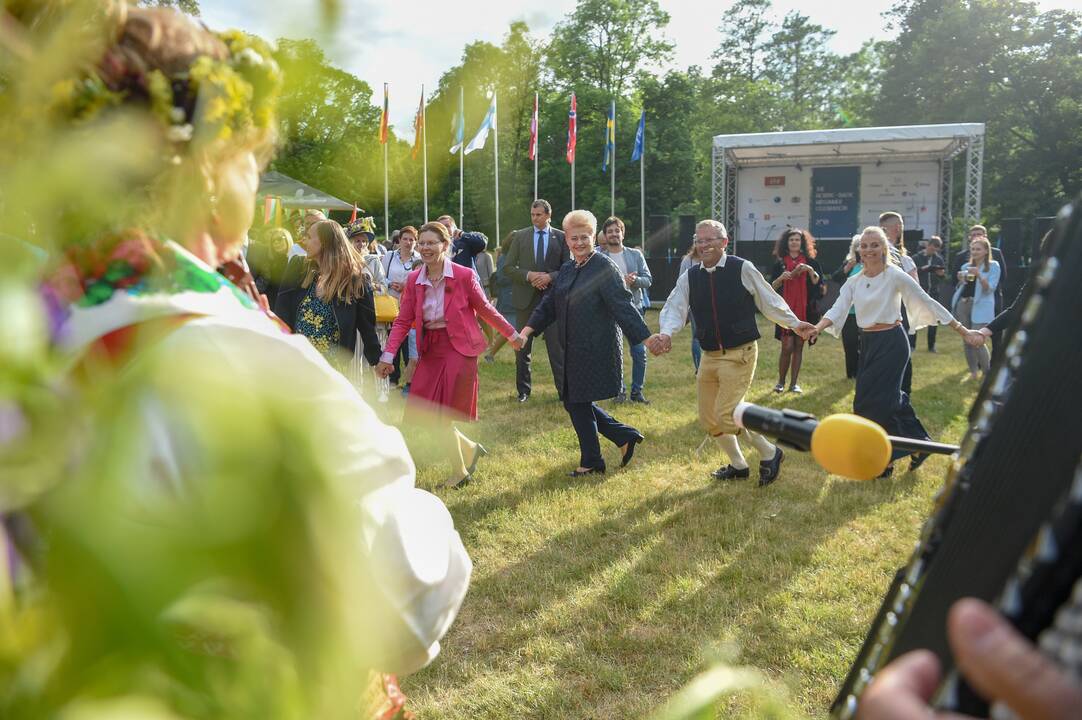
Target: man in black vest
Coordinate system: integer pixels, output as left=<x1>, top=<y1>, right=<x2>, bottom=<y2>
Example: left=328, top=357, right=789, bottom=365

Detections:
left=647, top=220, right=815, bottom=486
left=505, top=199, right=569, bottom=401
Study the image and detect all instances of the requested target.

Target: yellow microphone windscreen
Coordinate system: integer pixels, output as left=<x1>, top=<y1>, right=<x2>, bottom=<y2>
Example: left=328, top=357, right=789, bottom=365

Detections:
left=810, top=414, right=892, bottom=480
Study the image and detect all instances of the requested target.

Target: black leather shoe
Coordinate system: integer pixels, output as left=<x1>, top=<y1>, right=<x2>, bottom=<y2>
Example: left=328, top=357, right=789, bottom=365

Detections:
left=620, top=434, right=645, bottom=468
left=517, top=393, right=529, bottom=403
left=908, top=453, right=929, bottom=472
left=446, top=473, right=471, bottom=489
left=758, top=447, right=784, bottom=487
left=466, top=443, right=488, bottom=476
left=629, top=393, right=650, bottom=404
left=878, top=464, right=895, bottom=479
left=711, top=464, right=750, bottom=481
left=569, top=466, right=605, bottom=477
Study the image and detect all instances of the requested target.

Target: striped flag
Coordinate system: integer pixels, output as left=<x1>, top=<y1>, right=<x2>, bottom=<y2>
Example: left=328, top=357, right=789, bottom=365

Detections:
left=602, top=100, right=615, bottom=172
left=631, top=110, right=645, bottom=161
left=379, top=83, right=389, bottom=144
left=412, top=87, right=425, bottom=159
left=527, top=92, right=539, bottom=160
left=449, top=87, right=465, bottom=154
left=566, top=93, right=577, bottom=164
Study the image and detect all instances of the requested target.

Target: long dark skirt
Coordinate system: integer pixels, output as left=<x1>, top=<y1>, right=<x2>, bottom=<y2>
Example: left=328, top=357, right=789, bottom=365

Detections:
left=854, top=325, right=930, bottom=461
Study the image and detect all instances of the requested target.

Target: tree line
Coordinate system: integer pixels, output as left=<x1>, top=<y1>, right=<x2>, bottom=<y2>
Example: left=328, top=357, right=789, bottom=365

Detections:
left=166, top=0, right=1082, bottom=249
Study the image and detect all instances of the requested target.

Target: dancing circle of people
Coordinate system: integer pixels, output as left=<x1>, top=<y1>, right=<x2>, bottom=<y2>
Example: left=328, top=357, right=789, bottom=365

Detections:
left=265, top=196, right=1002, bottom=487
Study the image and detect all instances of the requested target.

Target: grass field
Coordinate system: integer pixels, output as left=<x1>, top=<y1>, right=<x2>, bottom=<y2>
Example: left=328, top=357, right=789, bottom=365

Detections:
left=393, top=314, right=979, bottom=719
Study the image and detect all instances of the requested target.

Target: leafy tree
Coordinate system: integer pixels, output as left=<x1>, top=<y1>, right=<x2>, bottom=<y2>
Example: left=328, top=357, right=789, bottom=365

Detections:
left=138, top=0, right=200, bottom=15
left=764, top=11, right=837, bottom=125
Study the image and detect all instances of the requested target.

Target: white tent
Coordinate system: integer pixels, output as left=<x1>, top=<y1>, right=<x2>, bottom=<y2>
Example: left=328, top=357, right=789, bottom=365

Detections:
left=711, top=123, right=985, bottom=251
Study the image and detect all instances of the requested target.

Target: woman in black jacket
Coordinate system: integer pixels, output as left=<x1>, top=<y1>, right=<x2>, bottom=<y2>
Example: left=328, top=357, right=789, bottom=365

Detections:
left=274, top=219, right=382, bottom=369
left=521, top=210, right=651, bottom=476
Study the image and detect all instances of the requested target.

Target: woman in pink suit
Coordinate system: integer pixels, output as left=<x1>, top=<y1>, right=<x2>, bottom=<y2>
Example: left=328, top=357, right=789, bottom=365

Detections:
left=377, top=221, right=523, bottom=487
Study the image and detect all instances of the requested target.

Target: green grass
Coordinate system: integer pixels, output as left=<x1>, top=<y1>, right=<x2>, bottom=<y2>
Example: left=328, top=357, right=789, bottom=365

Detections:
left=392, top=314, right=978, bottom=719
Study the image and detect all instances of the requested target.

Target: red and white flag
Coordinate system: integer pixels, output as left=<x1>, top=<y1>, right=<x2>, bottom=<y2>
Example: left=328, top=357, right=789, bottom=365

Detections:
left=528, top=92, right=539, bottom=160
left=566, top=93, right=577, bottom=165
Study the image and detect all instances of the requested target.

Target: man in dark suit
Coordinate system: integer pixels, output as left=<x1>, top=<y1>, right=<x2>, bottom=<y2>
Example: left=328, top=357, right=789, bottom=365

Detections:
left=505, top=199, right=569, bottom=402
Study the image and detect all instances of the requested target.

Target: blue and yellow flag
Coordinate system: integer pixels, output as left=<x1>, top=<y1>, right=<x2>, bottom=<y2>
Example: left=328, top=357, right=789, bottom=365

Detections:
left=602, top=100, right=615, bottom=172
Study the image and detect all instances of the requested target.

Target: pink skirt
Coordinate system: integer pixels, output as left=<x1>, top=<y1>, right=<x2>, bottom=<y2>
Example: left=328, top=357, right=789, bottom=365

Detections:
left=406, top=328, right=479, bottom=421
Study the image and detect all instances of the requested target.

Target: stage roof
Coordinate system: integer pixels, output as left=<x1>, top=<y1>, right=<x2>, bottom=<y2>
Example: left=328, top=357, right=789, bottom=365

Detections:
left=712, top=123, right=985, bottom=167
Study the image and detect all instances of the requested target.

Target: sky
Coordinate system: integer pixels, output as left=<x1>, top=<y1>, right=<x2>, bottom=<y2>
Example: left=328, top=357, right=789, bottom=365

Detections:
left=201, top=0, right=1082, bottom=140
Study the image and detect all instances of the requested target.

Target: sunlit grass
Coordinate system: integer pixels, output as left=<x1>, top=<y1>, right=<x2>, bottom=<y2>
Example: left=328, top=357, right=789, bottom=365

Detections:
left=395, top=314, right=977, bottom=718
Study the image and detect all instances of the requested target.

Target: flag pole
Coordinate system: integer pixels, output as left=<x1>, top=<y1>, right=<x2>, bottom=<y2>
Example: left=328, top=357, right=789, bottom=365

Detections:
left=493, top=91, right=500, bottom=247
left=422, top=85, right=429, bottom=223
left=640, top=117, right=646, bottom=247
left=458, top=86, right=464, bottom=228
left=383, top=141, right=389, bottom=244
left=610, top=99, right=616, bottom=218
left=533, top=92, right=538, bottom=201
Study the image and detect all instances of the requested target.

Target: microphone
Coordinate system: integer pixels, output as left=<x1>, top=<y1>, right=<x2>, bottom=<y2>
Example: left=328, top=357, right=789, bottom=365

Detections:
left=733, top=403, right=959, bottom=480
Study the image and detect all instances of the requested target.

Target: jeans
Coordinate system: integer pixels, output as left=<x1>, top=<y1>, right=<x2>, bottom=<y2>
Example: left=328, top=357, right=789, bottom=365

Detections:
left=619, top=307, right=648, bottom=396
left=691, top=337, right=702, bottom=371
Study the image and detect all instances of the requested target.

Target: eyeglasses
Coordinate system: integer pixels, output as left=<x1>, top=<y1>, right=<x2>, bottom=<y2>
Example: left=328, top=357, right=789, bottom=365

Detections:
left=693, top=237, right=723, bottom=246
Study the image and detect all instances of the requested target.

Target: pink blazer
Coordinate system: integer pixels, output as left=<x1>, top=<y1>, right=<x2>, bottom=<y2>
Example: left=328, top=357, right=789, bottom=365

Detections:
left=385, top=261, right=516, bottom=359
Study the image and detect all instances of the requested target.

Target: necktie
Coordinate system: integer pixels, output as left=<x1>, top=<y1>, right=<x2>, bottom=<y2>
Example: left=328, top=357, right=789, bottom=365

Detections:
left=535, top=230, right=545, bottom=268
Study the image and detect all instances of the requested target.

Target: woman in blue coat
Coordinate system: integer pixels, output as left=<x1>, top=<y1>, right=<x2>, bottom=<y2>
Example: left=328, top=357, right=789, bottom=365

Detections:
left=952, top=235, right=1000, bottom=381
left=521, top=210, right=651, bottom=477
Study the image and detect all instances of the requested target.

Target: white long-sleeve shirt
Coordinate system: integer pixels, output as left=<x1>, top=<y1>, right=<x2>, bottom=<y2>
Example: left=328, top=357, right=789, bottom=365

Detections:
left=658, top=254, right=800, bottom=337
left=822, top=263, right=955, bottom=336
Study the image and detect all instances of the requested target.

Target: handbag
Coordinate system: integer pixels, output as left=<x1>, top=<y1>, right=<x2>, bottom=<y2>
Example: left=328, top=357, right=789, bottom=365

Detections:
left=373, top=292, right=399, bottom=324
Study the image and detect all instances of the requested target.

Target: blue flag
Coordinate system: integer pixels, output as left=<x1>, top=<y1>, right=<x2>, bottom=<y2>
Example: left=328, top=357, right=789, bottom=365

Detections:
left=449, top=87, right=465, bottom=154
left=602, top=100, right=615, bottom=172
left=631, top=110, right=645, bottom=162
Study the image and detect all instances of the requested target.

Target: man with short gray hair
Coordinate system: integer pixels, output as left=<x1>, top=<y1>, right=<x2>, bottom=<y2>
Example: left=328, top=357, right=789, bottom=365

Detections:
left=647, top=220, right=815, bottom=487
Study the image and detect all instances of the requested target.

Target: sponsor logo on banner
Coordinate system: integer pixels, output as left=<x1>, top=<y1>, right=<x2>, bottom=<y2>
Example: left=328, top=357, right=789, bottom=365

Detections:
left=765, top=176, right=786, bottom=187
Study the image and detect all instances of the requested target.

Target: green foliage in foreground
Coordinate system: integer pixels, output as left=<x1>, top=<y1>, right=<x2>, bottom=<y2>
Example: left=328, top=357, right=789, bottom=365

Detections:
left=400, top=315, right=978, bottom=719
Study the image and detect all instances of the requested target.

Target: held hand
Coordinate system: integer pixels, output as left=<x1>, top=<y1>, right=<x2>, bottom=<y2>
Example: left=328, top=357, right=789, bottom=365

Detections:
left=780, top=271, right=792, bottom=281
left=509, top=334, right=526, bottom=351
left=792, top=321, right=817, bottom=341
left=963, top=330, right=987, bottom=348
left=374, top=362, right=394, bottom=379
left=389, top=281, right=404, bottom=293
left=520, top=326, right=534, bottom=341
left=532, top=274, right=552, bottom=290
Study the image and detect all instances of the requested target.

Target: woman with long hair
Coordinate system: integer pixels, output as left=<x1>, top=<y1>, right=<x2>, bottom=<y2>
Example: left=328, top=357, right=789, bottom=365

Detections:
left=25, top=5, right=469, bottom=716
left=769, top=228, right=822, bottom=393
left=952, top=234, right=1000, bottom=380
left=813, top=227, right=973, bottom=477
left=275, top=219, right=382, bottom=370
left=376, top=222, right=523, bottom=488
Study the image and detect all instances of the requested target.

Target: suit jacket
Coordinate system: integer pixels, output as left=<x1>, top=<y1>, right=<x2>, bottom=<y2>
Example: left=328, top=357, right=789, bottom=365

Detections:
left=599, top=245, right=652, bottom=310
left=526, top=253, right=651, bottom=403
left=274, top=260, right=383, bottom=365
left=505, top=225, right=568, bottom=310
left=383, top=260, right=517, bottom=360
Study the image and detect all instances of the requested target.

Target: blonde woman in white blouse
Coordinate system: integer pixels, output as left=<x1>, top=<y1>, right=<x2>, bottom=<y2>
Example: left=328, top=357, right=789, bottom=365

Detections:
left=811, top=227, right=973, bottom=477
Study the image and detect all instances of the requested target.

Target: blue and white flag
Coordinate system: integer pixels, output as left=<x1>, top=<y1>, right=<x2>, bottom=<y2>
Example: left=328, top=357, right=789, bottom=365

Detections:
left=449, top=87, right=465, bottom=154
left=464, top=94, right=497, bottom=155
left=631, top=110, right=645, bottom=162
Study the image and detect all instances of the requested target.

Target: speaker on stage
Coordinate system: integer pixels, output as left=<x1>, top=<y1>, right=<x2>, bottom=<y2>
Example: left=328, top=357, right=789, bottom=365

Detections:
left=902, top=228, right=924, bottom=256
left=998, top=217, right=1025, bottom=267
left=646, top=214, right=671, bottom=258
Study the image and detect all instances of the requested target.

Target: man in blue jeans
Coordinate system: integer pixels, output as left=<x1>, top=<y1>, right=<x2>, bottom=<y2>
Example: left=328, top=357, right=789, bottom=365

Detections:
left=599, top=216, right=653, bottom=404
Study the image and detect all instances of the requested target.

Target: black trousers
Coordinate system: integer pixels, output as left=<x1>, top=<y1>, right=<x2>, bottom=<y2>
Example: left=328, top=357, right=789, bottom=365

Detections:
left=900, top=304, right=913, bottom=394
left=854, top=325, right=930, bottom=462
left=841, top=314, right=860, bottom=379
left=516, top=300, right=564, bottom=399
left=925, top=325, right=938, bottom=351
left=564, top=401, right=639, bottom=469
